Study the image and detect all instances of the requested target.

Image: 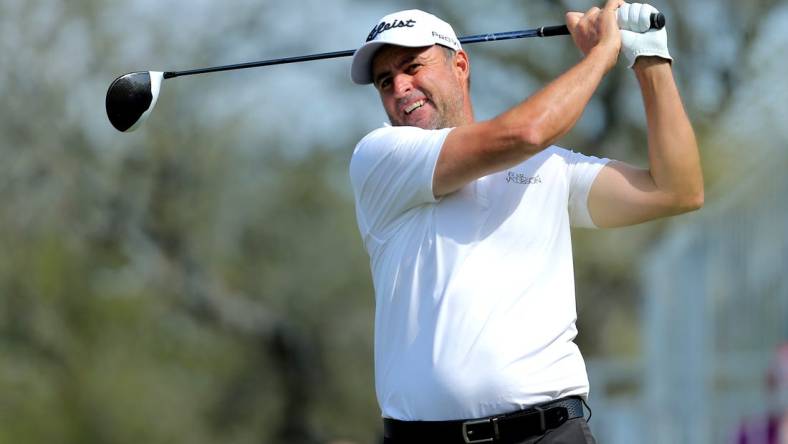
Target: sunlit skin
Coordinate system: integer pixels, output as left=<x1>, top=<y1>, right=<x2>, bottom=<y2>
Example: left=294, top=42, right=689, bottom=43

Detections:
left=371, top=45, right=474, bottom=129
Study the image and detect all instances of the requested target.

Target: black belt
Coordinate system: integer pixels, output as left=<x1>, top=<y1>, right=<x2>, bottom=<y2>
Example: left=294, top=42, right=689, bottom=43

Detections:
left=383, top=396, right=585, bottom=443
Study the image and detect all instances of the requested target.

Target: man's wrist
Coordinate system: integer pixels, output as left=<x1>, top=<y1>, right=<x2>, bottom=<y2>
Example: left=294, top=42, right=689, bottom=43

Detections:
left=633, top=56, right=675, bottom=89
left=632, top=55, right=671, bottom=73
left=588, top=42, right=620, bottom=72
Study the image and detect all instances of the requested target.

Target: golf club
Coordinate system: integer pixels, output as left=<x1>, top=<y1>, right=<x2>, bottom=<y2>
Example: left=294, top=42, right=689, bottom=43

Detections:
left=106, top=12, right=665, bottom=133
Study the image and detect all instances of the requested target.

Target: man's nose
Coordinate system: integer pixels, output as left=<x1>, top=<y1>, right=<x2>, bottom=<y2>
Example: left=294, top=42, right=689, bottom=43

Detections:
left=392, top=74, right=413, bottom=97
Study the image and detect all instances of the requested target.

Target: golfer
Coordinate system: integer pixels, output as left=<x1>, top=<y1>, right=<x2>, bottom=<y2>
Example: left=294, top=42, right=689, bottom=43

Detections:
left=349, top=1, right=702, bottom=442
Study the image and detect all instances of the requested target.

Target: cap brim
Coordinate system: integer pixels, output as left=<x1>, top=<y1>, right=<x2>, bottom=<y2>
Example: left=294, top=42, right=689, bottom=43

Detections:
left=351, top=41, right=389, bottom=85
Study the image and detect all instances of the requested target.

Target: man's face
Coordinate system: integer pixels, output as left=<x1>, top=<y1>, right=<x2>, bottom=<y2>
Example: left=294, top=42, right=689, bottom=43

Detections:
left=371, top=45, right=466, bottom=129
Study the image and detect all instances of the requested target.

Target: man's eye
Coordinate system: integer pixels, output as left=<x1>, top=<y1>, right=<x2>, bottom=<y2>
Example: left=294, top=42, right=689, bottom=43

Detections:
left=380, top=78, right=391, bottom=89
left=407, top=64, right=421, bottom=73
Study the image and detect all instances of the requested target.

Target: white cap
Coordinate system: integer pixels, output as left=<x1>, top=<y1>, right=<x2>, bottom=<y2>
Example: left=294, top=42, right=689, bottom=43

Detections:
left=351, top=9, right=462, bottom=85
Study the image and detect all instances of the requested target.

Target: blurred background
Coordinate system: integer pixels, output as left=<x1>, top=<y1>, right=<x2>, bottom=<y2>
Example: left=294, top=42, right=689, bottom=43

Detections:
left=1, top=0, right=786, bottom=442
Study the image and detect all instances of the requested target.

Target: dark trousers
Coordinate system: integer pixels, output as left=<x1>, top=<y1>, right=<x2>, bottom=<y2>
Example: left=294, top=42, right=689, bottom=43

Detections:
left=381, top=417, right=597, bottom=444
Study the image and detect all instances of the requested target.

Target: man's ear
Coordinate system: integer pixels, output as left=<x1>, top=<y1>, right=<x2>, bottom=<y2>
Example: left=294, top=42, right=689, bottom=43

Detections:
left=454, top=50, right=471, bottom=88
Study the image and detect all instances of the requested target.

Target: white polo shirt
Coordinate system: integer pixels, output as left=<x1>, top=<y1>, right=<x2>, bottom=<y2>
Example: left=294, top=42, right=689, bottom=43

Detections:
left=349, top=125, right=609, bottom=421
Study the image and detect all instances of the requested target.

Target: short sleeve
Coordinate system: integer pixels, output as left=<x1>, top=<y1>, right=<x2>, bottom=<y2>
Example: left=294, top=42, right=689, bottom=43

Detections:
left=565, top=150, right=610, bottom=228
left=349, top=126, right=452, bottom=240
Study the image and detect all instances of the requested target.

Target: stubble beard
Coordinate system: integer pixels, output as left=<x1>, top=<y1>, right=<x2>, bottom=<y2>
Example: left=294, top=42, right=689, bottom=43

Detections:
left=431, top=92, right=464, bottom=129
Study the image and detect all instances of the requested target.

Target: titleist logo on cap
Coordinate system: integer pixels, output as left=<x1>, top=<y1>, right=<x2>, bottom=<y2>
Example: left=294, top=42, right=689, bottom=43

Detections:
left=366, top=19, right=416, bottom=42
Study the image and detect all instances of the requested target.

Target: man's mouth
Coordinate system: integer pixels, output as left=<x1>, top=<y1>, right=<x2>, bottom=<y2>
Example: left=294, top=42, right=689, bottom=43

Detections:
left=404, top=99, right=427, bottom=115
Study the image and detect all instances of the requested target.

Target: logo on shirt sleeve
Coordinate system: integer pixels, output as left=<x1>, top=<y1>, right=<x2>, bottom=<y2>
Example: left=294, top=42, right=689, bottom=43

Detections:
left=506, top=172, right=542, bottom=185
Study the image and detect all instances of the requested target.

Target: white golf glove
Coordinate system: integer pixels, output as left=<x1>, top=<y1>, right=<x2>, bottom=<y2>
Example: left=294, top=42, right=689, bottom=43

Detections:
left=617, top=3, right=672, bottom=68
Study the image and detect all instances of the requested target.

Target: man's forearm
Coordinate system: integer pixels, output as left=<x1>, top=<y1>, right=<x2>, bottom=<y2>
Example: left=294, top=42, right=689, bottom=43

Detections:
left=635, top=57, right=704, bottom=210
left=432, top=4, right=621, bottom=197
left=494, top=45, right=617, bottom=153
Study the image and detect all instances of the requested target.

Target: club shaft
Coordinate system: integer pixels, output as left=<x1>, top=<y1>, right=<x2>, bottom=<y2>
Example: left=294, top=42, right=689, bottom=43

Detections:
left=163, top=12, right=663, bottom=79
left=162, top=26, right=563, bottom=79
left=163, top=50, right=356, bottom=79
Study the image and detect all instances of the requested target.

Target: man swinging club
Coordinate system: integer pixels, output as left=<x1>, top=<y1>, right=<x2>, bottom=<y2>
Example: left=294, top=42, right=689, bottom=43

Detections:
left=349, top=1, right=703, bottom=443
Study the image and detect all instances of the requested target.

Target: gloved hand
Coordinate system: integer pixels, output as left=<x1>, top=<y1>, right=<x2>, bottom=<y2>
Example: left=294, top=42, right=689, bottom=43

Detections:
left=617, top=3, right=672, bottom=68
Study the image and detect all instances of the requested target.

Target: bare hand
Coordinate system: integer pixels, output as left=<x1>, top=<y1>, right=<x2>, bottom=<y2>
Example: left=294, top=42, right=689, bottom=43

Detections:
left=566, top=0, right=623, bottom=70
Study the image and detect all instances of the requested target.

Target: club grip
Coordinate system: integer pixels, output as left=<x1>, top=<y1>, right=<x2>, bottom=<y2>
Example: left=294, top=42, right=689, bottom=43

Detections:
left=650, top=12, right=666, bottom=29
left=539, top=25, right=570, bottom=37
left=538, top=12, right=665, bottom=37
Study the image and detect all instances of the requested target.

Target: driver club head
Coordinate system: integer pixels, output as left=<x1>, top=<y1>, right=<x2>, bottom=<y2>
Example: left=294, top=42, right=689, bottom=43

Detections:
left=105, top=71, right=163, bottom=132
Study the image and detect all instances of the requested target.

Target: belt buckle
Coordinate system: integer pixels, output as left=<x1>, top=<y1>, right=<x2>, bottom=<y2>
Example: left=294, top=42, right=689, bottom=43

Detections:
left=461, top=417, right=499, bottom=444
